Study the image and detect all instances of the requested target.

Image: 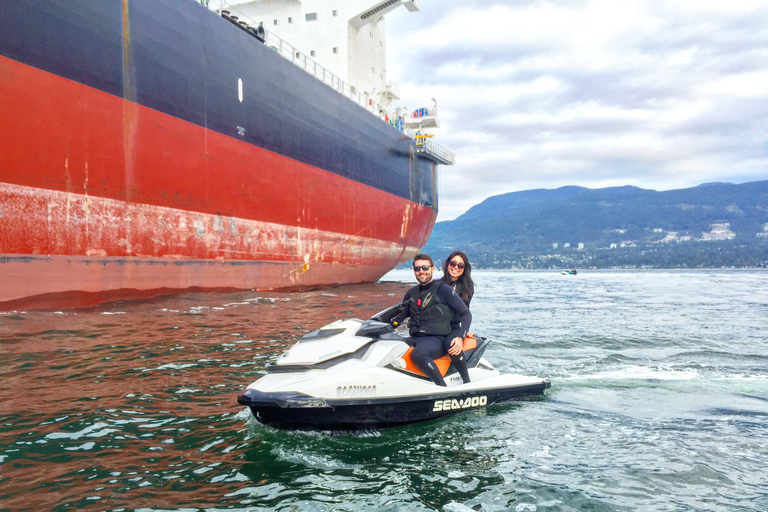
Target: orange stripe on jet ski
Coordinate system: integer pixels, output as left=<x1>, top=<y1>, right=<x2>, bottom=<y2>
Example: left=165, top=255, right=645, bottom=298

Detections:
left=401, top=347, right=452, bottom=378
left=463, top=333, right=477, bottom=351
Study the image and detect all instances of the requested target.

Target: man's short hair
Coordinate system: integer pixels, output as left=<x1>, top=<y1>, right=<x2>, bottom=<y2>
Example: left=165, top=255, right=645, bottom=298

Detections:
left=412, top=253, right=434, bottom=266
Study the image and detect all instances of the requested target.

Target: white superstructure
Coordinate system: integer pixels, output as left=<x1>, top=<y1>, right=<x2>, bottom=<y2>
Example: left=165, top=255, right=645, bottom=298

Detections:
left=214, top=1, right=417, bottom=109
left=208, top=0, right=455, bottom=164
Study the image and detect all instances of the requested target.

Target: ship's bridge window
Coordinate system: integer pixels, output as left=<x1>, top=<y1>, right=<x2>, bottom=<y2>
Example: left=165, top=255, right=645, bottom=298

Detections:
left=273, top=19, right=278, bottom=25
left=288, top=17, right=293, bottom=23
left=333, top=10, right=338, bottom=16
left=306, top=12, right=318, bottom=21
left=310, top=50, right=316, bottom=57
left=333, top=47, right=339, bottom=54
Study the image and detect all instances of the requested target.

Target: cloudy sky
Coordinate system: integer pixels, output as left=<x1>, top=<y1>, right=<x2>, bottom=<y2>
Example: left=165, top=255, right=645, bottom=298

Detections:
left=385, top=0, right=768, bottom=221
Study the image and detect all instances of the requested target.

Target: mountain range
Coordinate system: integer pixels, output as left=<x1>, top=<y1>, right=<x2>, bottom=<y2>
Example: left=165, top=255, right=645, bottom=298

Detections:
left=422, top=180, right=768, bottom=269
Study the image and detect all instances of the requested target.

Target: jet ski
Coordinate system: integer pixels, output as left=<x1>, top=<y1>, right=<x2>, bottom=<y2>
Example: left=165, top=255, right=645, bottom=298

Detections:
left=237, top=305, right=550, bottom=430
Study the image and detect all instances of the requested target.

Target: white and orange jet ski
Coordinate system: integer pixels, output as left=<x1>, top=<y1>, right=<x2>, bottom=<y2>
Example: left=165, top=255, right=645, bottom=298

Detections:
left=237, top=305, right=550, bottom=430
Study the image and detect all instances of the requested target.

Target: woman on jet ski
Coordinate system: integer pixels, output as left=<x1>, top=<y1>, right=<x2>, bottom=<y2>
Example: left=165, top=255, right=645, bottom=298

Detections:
left=440, top=250, right=476, bottom=383
left=441, top=250, right=475, bottom=306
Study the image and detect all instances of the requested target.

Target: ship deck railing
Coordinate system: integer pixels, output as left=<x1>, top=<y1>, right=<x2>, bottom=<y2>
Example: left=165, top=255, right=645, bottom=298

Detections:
left=263, top=31, right=379, bottom=115
left=210, top=3, right=453, bottom=165
left=385, top=81, right=400, bottom=100
left=416, top=138, right=455, bottom=165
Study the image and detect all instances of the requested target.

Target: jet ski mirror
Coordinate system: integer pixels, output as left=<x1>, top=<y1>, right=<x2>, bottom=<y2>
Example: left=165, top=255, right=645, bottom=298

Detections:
left=369, top=303, right=404, bottom=323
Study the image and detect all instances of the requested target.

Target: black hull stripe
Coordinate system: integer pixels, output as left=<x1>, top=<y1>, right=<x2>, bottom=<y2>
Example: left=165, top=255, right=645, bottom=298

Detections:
left=239, top=383, right=549, bottom=430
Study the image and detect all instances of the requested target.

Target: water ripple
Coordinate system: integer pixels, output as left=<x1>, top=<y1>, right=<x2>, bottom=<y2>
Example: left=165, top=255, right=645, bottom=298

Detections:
left=1, top=272, right=767, bottom=511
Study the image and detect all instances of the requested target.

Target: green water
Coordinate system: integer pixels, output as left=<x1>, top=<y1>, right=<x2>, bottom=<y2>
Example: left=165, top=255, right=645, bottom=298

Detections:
left=1, top=270, right=767, bottom=511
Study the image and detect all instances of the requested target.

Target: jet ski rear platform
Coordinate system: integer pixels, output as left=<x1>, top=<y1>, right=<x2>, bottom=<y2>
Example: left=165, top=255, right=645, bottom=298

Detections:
left=238, top=305, right=550, bottom=431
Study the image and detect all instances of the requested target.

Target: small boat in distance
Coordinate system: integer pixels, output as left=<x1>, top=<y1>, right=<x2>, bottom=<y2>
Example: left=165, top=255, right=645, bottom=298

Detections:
left=561, top=269, right=578, bottom=275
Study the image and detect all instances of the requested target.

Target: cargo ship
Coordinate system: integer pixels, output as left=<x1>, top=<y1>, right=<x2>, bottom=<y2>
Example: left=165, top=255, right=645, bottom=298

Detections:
left=0, top=0, right=454, bottom=310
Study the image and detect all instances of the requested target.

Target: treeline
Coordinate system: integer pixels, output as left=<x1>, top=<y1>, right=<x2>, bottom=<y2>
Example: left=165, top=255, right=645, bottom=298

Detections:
left=465, top=240, right=768, bottom=269
left=422, top=181, right=768, bottom=269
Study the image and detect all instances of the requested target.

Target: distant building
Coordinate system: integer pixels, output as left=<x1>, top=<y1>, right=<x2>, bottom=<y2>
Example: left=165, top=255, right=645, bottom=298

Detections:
left=610, top=243, right=618, bottom=249
left=659, top=232, right=678, bottom=243
left=552, top=243, right=558, bottom=249
left=653, top=228, right=663, bottom=233
left=564, top=243, right=571, bottom=248
left=758, top=223, right=768, bottom=238
left=701, top=222, right=736, bottom=241
left=578, top=243, right=584, bottom=249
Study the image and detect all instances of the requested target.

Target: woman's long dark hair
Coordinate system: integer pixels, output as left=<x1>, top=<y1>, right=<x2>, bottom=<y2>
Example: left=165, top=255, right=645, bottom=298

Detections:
left=441, top=250, right=475, bottom=306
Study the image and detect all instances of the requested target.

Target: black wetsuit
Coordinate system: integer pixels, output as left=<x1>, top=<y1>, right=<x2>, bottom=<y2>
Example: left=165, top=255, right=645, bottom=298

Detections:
left=393, top=280, right=471, bottom=386
left=441, top=276, right=473, bottom=315
left=440, top=277, right=474, bottom=383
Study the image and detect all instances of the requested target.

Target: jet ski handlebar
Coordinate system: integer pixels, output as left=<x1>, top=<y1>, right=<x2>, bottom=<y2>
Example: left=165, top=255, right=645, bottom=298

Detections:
left=369, top=303, right=405, bottom=324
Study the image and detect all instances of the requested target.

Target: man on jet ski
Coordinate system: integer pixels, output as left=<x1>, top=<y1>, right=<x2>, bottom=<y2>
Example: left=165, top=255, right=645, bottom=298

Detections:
left=390, top=253, right=472, bottom=386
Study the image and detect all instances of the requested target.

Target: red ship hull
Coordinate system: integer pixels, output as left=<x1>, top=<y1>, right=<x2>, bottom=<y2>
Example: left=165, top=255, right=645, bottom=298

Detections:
left=0, top=1, right=439, bottom=309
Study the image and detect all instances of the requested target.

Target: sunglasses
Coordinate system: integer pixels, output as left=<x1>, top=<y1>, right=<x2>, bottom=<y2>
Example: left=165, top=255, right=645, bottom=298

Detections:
left=413, top=265, right=432, bottom=272
left=448, top=261, right=466, bottom=269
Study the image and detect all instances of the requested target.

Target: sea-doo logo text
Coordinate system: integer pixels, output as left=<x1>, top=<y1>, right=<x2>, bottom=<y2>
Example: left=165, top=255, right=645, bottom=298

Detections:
left=432, top=395, right=487, bottom=412
left=336, top=385, right=377, bottom=398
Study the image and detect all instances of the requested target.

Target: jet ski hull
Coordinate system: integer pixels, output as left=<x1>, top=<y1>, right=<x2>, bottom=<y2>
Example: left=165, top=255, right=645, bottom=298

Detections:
left=237, top=312, right=551, bottom=431
left=238, top=379, right=550, bottom=431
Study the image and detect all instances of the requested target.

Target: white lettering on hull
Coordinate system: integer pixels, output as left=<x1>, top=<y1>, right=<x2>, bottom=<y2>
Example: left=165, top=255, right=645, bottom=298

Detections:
left=336, top=385, right=377, bottom=398
left=432, top=395, right=487, bottom=412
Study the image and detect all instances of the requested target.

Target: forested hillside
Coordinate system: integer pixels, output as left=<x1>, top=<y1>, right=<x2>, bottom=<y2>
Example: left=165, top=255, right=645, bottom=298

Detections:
left=423, top=181, right=768, bottom=269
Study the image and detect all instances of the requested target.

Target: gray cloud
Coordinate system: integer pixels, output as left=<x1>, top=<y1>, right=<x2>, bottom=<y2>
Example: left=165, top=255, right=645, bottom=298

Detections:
left=386, top=1, right=768, bottom=220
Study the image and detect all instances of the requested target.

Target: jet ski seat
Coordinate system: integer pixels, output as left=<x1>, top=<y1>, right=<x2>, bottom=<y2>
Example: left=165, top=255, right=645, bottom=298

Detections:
left=399, top=333, right=491, bottom=379
left=371, top=304, right=492, bottom=380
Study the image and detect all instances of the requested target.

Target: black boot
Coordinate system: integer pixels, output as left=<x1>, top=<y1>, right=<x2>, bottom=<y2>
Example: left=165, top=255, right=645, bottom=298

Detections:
left=451, top=353, right=470, bottom=383
left=418, top=359, right=446, bottom=386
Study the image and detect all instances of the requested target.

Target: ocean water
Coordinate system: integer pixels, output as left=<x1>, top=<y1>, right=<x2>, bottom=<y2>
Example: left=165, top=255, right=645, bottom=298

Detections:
left=1, top=269, right=767, bottom=511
